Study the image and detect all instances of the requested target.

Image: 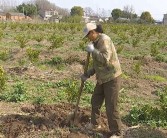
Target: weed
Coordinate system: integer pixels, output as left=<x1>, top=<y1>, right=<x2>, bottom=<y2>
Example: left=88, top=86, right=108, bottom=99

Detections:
left=145, top=75, right=166, bottom=82
left=123, top=87, right=167, bottom=128
left=5, top=82, right=27, bottom=102
left=33, top=96, right=45, bottom=104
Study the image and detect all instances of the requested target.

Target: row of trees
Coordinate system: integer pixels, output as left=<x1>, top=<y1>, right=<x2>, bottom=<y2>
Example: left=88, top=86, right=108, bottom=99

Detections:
left=0, top=0, right=154, bottom=23
left=111, top=6, right=154, bottom=23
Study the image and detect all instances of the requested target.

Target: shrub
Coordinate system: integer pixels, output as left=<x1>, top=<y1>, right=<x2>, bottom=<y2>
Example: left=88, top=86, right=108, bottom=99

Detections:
left=15, top=34, right=29, bottom=50
left=48, top=34, right=64, bottom=51
left=155, top=54, right=166, bottom=62
left=26, top=48, right=40, bottom=63
left=124, top=87, right=167, bottom=128
left=0, top=49, right=10, bottom=61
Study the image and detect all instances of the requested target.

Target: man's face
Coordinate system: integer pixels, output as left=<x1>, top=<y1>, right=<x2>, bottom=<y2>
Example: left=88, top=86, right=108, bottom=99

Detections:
left=87, top=30, right=97, bottom=41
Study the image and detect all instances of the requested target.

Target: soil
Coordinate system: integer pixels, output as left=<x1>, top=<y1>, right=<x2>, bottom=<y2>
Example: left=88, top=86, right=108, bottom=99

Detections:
left=0, top=40, right=167, bottom=138
left=0, top=102, right=167, bottom=138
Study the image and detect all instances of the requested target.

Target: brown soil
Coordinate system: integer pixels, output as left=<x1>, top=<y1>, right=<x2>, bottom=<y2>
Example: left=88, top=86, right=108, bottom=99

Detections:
left=0, top=102, right=166, bottom=138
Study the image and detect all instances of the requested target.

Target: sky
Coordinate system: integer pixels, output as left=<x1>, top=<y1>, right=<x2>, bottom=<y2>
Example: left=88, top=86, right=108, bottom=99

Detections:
left=16, top=0, right=167, bottom=20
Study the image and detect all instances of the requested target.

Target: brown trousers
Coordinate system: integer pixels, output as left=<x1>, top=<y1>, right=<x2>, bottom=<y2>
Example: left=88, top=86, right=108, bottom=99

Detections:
left=91, top=76, right=122, bottom=134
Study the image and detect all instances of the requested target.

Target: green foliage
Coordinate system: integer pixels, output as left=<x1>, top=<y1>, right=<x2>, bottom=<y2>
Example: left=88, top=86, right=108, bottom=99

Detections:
left=49, top=56, right=63, bottom=65
left=132, top=61, right=142, bottom=74
left=150, top=42, right=160, bottom=57
left=116, top=45, right=124, bottom=54
left=16, top=3, right=37, bottom=17
left=70, top=6, right=84, bottom=16
left=83, top=81, right=95, bottom=94
left=26, top=48, right=40, bottom=63
left=33, top=96, right=45, bottom=104
left=124, top=87, right=167, bottom=128
left=140, top=11, right=154, bottom=23
left=62, top=15, right=82, bottom=23
left=0, top=29, right=3, bottom=40
left=111, top=8, right=122, bottom=20
left=49, top=34, right=64, bottom=51
left=33, top=34, right=44, bottom=42
left=131, top=37, right=140, bottom=47
left=64, top=79, right=79, bottom=103
left=0, top=49, right=10, bottom=61
left=0, top=66, right=6, bottom=91
left=15, top=34, right=29, bottom=50
left=77, top=39, right=88, bottom=51
left=2, top=82, right=28, bottom=102
left=155, top=54, right=167, bottom=63
left=145, top=75, right=166, bottom=82
left=45, top=56, right=65, bottom=70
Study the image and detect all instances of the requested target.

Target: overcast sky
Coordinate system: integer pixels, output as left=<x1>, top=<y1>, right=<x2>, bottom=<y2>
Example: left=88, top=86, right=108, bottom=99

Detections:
left=17, top=0, right=167, bottom=20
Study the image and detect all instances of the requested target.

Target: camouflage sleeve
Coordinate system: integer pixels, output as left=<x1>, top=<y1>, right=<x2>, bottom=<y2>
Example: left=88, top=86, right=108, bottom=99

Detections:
left=92, top=38, right=112, bottom=65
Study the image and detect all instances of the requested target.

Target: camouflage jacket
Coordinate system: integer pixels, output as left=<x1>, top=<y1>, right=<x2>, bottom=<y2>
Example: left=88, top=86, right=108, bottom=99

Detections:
left=87, top=33, right=122, bottom=84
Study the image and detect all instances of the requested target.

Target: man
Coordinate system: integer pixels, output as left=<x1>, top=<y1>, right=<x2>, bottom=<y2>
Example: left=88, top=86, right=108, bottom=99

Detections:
left=81, top=23, right=122, bottom=138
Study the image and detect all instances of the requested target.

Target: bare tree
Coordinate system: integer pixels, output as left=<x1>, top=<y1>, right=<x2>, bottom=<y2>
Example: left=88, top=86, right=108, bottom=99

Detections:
left=123, top=5, right=135, bottom=19
left=99, top=8, right=107, bottom=17
left=84, top=7, right=95, bottom=16
left=0, top=0, right=18, bottom=12
left=32, top=0, right=69, bottom=16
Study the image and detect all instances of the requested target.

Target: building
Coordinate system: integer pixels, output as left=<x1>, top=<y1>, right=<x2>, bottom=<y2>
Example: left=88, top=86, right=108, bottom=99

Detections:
left=0, top=12, right=6, bottom=21
left=40, top=10, right=58, bottom=21
left=163, top=14, right=167, bottom=25
left=6, top=12, right=26, bottom=21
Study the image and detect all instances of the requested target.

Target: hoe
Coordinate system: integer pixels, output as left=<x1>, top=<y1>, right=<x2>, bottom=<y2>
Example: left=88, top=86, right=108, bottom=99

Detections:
left=67, top=52, right=90, bottom=125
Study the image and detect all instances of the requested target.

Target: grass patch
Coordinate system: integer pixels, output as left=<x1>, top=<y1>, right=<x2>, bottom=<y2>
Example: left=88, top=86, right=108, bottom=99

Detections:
left=144, top=75, right=166, bottom=82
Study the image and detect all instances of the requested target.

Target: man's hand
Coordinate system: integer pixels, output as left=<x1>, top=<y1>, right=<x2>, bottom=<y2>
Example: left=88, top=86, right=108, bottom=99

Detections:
left=86, top=43, right=94, bottom=53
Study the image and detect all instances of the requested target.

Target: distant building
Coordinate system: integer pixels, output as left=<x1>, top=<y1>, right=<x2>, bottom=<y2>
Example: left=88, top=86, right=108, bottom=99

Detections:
left=154, top=20, right=163, bottom=25
left=6, top=12, right=26, bottom=21
left=116, top=17, right=130, bottom=23
left=0, top=12, right=6, bottom=21
left=163, top=14, right=167, bottom=25
left=40, top=10, right=58, bottom=21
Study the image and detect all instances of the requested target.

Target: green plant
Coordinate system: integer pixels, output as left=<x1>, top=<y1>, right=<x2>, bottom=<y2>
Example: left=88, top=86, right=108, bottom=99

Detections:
left=33, top=96, right=45, bottom=104
left=145, top=75, right=166, bottom=82
left=131, top=37, right=140, bottom=47
left=49, top=56, right=63, bottom=65
left=150, top=42, right=159, bottom=57
left=48, top=34, right=64, bottom=51
left=34, top=34, right=44, bottom=42
left=0, top=66, right=6, bottom=91
left=64, top=79, right=79, bottom=103
left=15, top=34, right=29, bottom=50
left=124, top=87, right=167, bottom=128
left=132, top=61, right=142, bottom=74
left=6, top=82, right=27, bottom=102
left=26, top=48, right=40, bottom=63
left=155, top=54, right=166, bottom=62
left=0, top=29, right=3, bottom=40
left=0, top=49, right=10, bottom=61
left=116, top=45, right=124, bottom=54
left=83, top=81, right=95, bottom=94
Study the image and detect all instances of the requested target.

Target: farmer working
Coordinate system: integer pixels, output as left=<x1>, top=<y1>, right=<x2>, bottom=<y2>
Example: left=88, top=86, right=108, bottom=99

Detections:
left=81, top=23, right=122, bottom=138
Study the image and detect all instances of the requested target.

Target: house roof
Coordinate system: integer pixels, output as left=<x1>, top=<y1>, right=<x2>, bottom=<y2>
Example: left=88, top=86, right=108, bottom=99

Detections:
left=0, top=12, right=5, bottom=16
left=7, top=12, right=25, bottom=16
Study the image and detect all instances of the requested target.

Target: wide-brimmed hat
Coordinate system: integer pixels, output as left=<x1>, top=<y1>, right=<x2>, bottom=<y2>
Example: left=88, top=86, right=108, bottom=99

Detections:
left=83, top=23, right=97, bottom=38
